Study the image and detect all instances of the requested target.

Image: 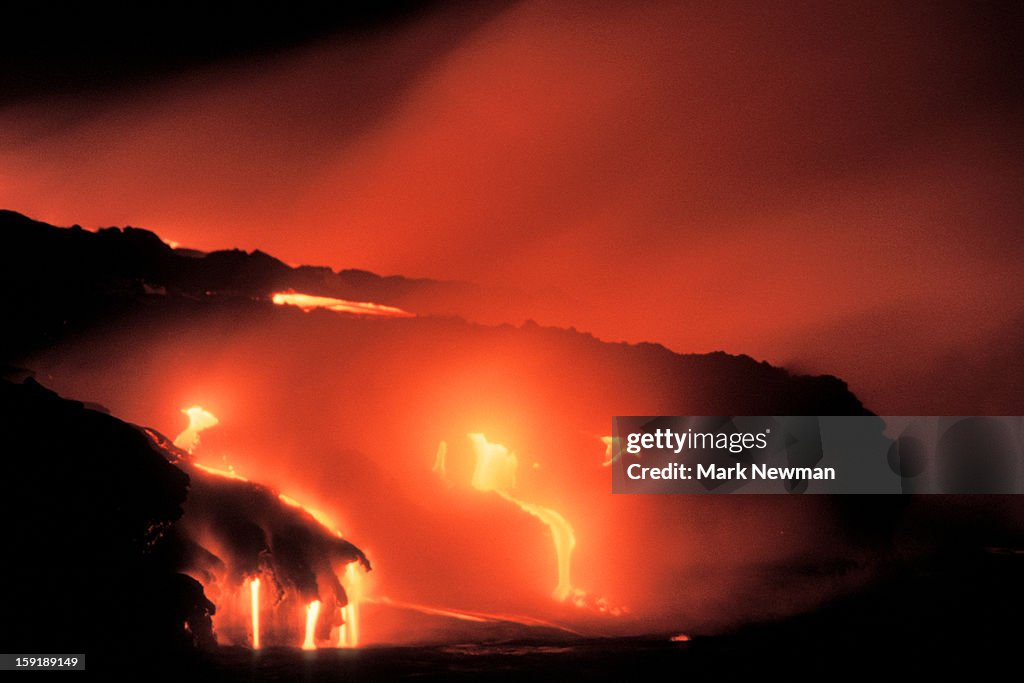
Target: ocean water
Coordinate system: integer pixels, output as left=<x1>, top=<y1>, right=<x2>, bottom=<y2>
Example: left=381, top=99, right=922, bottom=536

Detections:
left=204, top=639, right=699, bottom=682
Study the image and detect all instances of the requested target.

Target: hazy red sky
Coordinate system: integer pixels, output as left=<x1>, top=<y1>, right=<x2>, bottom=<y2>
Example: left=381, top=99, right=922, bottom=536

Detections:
left=2, top=1, right=1022, bottom=411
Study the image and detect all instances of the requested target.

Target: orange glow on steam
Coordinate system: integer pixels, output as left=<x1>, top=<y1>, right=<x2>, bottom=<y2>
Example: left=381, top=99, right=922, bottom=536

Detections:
left=271, top=291, right=414, bottom=318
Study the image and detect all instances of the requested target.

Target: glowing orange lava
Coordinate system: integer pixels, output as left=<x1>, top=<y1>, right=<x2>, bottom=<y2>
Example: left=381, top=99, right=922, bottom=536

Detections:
left=272, top=291, right=415, bottom=318
left=278, top=494, right=342, bottom=537
left=249, top=578, right=261, bottom=650
left=170, top=405, right=370, bottom=649
left=600, top=436, right=616, bottom=467
left=467, top=433, right=577, bottom=601
left=192, top=462, right=249, bottom=481
left=337, top=563, right=364, bottom=648
left=173, top=407, right=247, bottom=480
left=173, top=406, right=238, bottom=479
left=302, top=600, right=321, bottom=650
left=173, top=405, right=219, bottom=453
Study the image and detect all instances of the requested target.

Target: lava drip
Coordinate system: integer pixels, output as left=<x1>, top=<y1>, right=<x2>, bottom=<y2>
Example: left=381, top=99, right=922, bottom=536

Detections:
left=302, top=601, right=321, bottom=650
left=158, top=406, right=370, bottom=650
left=249, top=577, right=260, bottom=650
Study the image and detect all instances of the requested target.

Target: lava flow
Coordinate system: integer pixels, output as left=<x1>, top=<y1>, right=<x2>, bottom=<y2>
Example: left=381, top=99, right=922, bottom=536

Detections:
left=272, top=291, right=414, bottom=318
left=170, top=407, right=368, bottom=651
left=338, top=563, right=364, bottom=648
left=466, top=433, right=577, bottom=602
left=302, top=601, right=321, bottom=651
left=249, top=577, right=261, bottom=650
left=173, top=405, right=219, bottom=453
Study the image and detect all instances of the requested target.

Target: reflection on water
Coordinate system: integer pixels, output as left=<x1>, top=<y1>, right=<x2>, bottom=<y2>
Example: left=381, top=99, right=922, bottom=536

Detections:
left=439, top=644, right=577, bottom=656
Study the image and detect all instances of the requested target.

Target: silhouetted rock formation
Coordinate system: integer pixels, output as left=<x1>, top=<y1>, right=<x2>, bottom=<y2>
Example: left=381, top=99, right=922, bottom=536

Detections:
left=0, top=371, right=371, bottom=670
left=0, top=209, right=869, bottom=417
left=0, top=375, right=210, bottom=672
left=1, top=208, right=901, bottom=656
left=0, top=209, right=481, bottom=360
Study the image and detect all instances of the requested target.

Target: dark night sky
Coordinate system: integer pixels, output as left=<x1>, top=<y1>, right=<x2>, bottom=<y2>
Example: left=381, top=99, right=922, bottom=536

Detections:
left=0, top=1, right=444, bottom=102
left=2, top=1, right=1022, bottom=413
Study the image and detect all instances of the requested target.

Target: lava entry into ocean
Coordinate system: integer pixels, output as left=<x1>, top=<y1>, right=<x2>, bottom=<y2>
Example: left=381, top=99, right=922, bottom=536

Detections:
left=4, top=0, right=1024, bottom=674
left=161, top=407, right=623, bottom=650
left=166, top=408, right=370, bottom=650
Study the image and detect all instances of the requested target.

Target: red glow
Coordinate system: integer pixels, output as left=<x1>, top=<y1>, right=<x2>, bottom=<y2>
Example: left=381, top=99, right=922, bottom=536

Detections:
left=10, top=1, right=1014, bottom=656
left=272, top=292, right=414, bottom=318
left=37, top=288, right=890, bottom=644
left=3, top=3, right=1019, bottom=413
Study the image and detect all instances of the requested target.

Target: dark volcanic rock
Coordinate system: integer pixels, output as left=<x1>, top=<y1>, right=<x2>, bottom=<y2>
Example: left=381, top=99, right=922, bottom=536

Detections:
left=0, top=375, right=213, bottom=671
left=0, top=209, right=477, bottom=360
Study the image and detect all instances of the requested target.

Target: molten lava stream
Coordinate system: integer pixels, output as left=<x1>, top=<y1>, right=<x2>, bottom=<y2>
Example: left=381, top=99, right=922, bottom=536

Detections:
left=337, top=563, right=364, bottom=648
left=249, top=578, right=261, bottom=650
left=460, top=434, right=624, bottom=615
left=302, top=601, right=321, bottom=650
left=467, top=433, right=577, bottom=601
left=173, top=405, right=219, bottom=454
left=272, top=291, right=414, bottom=318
